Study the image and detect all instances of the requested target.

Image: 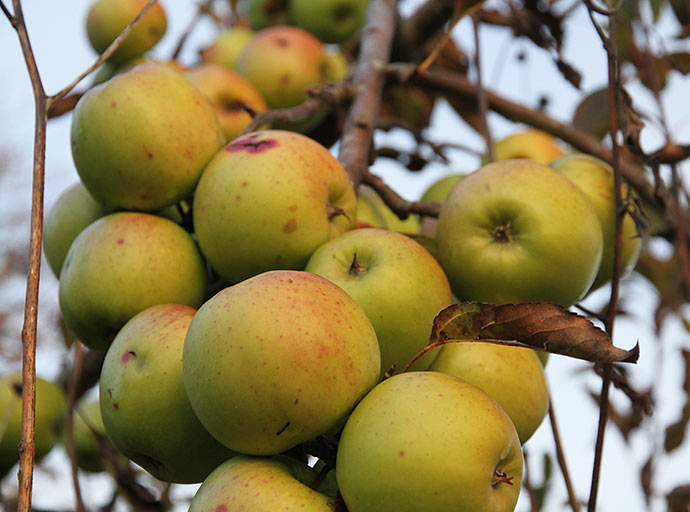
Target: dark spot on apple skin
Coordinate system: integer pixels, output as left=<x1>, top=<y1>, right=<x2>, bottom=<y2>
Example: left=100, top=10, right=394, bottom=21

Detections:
left=215, top=506, right=228, bottom=512
left=276, top=421, right=290, bottom=435
left=226, top=138, right=279, bottom=154
left=107, top=388, right=112, bottom=399
left=117, top=238, right=124, bottom=245
left=399, top=450, right=405, bottom=456
left=109, top=101, right=117, bottom=108
left=11, top=381, right=22, bottom=396
left=288, top=204, right=297, bottom=212
left=275, top=37, right=289, bottom=48
left=121, top=350, right=136, bottom=363
left=112, top=402, right=119, bottom=410
left=283, top=218, right=297, bottom=233
left=279, top=74, right=290, bottom=86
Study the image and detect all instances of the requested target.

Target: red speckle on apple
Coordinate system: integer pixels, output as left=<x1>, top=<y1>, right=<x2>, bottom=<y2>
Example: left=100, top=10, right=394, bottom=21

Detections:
left=226, top=138, right=279, bottom=154
left=282, top=219, right=297, bottom=233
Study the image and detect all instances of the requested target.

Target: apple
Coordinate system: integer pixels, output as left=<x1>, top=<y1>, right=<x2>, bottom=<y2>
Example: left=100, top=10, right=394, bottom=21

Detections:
left=185, top=64, right=268, bottom=142
left=336, top=371, right=523, bottom=512
left=189, top=455, right=334, bottom=511
left=356, top=184, right=420, bottom=233
left=436, top=159, right=604, bottom=306
left=551, top=153, right=643, bottom=291
left=246, top=0, right=291, bottom=30
left=85, top=0, right=167, bottom=65
left=236, top=26, right=331, bottom=110
left=492, top=130, right=566, bottom=164
left=0, top=374, right=67, bottom=478
left=66, top=396, right=108, bottom=473
left=193, top=130, right=356, bottom=284
left=305, top=228, right=452, bottom=374
left=429, top=343, right=549, bottom=444
left=199, top=26, right=254, bottom=70
left=43, top=182, right=109, bottom=278
left=99, top=304, right=236, bottom=483
left=71, top=63, right=226, bottom=211
left=290, top=0, right=369, bottom=44
left=58, top=212, right=207, bottom=350
left=183, top=270, right=380, bottom=455
left=418, top=174, right=464, bottom=237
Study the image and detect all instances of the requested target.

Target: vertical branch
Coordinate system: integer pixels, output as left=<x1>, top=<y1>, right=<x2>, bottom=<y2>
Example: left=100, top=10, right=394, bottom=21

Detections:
left=472, top=14, right=493, bottom=162
left=549, top=397, right=581, bottom=512
left=10, top=0, right=48, bottom=507
left=338, top=0, right=399, bottom=187
left=587, top=7, right=623, bottom=512
left=522, top=449, right=539, bottom=512
left=66, top=344, right=86, bottom=512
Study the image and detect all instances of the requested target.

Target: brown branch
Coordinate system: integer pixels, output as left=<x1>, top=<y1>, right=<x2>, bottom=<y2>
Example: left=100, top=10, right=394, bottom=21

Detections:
left=240, top=82, right=355, bottom=135
left=650, top=143, right=690, bottom=164
left=549, top=396, right=581, bottom=512
left=170, top=0, right=214, bottom=60
left=386, top=63, right=659, bottom=208
left=363, top=171, right=441, bottom=217
left=1, top=1, right=14, bottom=25
left=338, top=0, right=399, bottom=187
left=66, top=343, right=86, bottom=512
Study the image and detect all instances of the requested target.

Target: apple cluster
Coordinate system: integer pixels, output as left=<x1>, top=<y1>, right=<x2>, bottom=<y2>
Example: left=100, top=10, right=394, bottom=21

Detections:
left=18, top=1, right=643, bottom=511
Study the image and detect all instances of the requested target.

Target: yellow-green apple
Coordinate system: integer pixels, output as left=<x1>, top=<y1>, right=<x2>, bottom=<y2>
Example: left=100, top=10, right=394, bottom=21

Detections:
left=429, top=343, right=549, bottom=444
left=436, top=159, right=603, bottom=306
left=0, top=374, right=66, bottom=477
left=305, top=228, right=452, bottom=374
left=185, top=64, right=268, bottom=141
left=418, top=173, right=464, bottom=237
left=199, top=26, right=255, bottom=70
left=551, top=153, right=642, bottom=290
left=247, top=0, right=291, bottom=30
left=189, top=455, right=334, bottom=511
left=336, top=371, right=523, bottom=512
left=71, top=63, right=225, bottom=211
left=193, top=130, right=356, bottom=284
left=290, top=0, right=369, bottom=44
left=492, top=130, right=566, bottom=164
left=58, top=212, right=207, bottom=350
left=100, top=304, right=235, bottom=483
left=356, top=185, right=420, bottom=233
left=43, top=182, right=109, bottom=277
left=85, top=0, right=167, bottom=65
left=236, top=26, right=331, bottom=109
left=65, top=396, right=109, bottom=473
left=183, top=270, right=380, bottom=455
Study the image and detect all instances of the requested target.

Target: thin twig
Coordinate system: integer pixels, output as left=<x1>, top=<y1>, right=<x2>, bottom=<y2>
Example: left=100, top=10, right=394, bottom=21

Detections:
left=549, top=396, right=581, bottom=512
left=522, top=449, right=539, bottom=512
left=170, top=0, right=214, bottom=60
left=1, top=1, right=14, bottom=25
left=66, top=343, right=86, bottom=512
left=363, top=170, right=441, bottom=217
left=338, top=0, right=399, bottom=187
left=472, top=14, right=493, bottom=162
left=50, top=0, right=159, bottom=105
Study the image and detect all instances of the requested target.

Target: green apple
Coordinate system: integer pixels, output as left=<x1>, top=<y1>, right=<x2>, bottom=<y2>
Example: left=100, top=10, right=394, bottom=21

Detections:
left=429, top=343, right=549, bottom=444
left=66, top=396, right=108, bottom=473
left=246, top=0, right=291, bottom=30
left=199, top=26, right=255, bottom=70
left=100, top=304, right=235, bottom=483
left=185, top=63, right=268, bottom=142
left=183, top=270, right=380, bottom=455
left=236, top=26, right=331, bottom=109
left=436, top=159, right=603, bottom=306
left=356, top=185, right=420, bottom=233
left=336, top=371, right=523, bottom=512
left=189, top=455, right=334, bottom=511
left=0, top=374, right=67, bottom=478
left=43, top=182, right=109, bottom=277
left=551, top=153, right=642, bottom=291
left=305, top=228, right=452, bottom=374
left=58, top=212, right=207, bottom=350
left=86, top=0, right=167, bottom=65
left=71, top=63, right=225, bottom=211
left=290, top=0, right=369, bottom=44
left=193, top=130, right=356, bottom=284
left=492, top=130, right=566, bottom=164
left=418, top=174, right=464, bottom=237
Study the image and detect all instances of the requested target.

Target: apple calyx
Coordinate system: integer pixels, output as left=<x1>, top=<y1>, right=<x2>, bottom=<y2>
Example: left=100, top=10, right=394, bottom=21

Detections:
left=327, top=203, right=350, bottom=222
left=491, top=220, right=513, bottom=243
left=491, top=469, right=515, bottom=487
left=348, top=253, right=366, bottom=276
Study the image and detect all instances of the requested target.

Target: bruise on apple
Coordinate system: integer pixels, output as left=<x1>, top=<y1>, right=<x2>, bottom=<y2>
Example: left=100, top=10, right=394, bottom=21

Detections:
left=226, top=136, right=279, bottom=154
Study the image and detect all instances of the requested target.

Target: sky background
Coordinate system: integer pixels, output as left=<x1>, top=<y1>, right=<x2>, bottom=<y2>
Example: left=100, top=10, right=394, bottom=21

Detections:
left=1, top=0, right=690, bottom=510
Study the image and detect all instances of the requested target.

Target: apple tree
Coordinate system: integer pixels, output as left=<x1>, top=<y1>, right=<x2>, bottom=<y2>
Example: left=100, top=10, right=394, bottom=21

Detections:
left=1, top=0, right=689, bottom=510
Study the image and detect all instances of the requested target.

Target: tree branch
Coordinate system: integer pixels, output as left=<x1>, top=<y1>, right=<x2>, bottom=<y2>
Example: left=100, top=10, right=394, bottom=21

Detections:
left=338, top=0, right=399, bottom=187
left=363, top=170, right=441, bottom=217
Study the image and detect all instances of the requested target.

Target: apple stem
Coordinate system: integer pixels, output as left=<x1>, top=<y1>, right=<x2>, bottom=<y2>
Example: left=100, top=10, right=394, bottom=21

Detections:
left=327, top=203, right=350, bottom=222
left=491, top=221, right=513, bottom=243
left=348, top=253, right=366, bottom=276
left=492, top=469, right=514, bottom=487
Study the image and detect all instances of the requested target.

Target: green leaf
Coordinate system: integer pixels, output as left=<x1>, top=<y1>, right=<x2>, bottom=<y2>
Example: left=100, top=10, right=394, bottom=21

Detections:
left=430, top=302, right=639, bottom=363
left=573, top=88, right=610, bottom=140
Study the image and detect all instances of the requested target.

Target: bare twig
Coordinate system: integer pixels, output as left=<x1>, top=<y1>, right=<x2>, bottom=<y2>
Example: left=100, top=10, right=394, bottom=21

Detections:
left=363, top=171, right=441, bottom=217
left=549, top=396, right=581, bottom=512
left=170, top=0, right=214, bottom=60
left=66, top=343, right=86, bottom=512
left=472, top=14, right=493, bottom=161
left=1, top=1, right=14, bottom=25
left=338, top=0, right=399, bottom=187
